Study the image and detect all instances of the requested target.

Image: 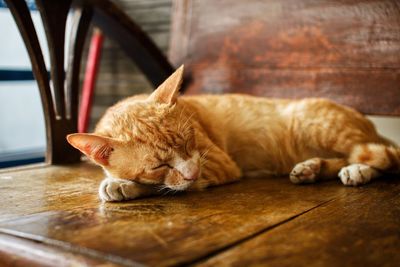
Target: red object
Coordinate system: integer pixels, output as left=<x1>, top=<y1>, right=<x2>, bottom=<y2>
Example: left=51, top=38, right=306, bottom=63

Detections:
left=78, top=30, right=104, bottom=133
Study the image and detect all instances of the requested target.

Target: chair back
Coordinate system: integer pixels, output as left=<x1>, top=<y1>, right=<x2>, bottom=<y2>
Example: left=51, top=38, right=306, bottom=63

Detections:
left=169, top=0, right=400, bottom=116
left=6, top=0, right=173, bottom=164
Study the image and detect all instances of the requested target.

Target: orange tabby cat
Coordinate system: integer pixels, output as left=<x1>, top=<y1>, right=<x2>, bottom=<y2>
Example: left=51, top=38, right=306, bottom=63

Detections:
left=67, top=66, right=399, bottom=202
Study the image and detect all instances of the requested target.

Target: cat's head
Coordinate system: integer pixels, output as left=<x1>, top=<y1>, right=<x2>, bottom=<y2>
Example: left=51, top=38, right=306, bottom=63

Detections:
left=67, top=65, right=201, bottom=191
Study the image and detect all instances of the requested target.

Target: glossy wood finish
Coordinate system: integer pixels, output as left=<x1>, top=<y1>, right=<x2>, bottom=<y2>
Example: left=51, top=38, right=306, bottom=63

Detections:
left=198, top=180, right=400, bottom=266
left=0, top=163, right=399, bottom=266
left=170, top=0, right=400, bottom=116
left=5, top=0, right=173, bottom=164
left=0, top=163, right=102, bottom=221
left=0, top=233, right=117, bottom=267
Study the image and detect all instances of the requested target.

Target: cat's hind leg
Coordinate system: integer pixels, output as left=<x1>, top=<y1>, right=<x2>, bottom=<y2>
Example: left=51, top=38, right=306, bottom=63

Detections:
left=349, top=143, right=399, bottom=173
left=338, top=164, right=380, bottom=186
left=338, top=143, right=399, bottom=186
left=290, top=158, right=347, bottom=184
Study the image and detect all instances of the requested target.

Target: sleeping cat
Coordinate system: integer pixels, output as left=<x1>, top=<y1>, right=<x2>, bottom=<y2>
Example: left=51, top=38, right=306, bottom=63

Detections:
left=67, top=66, right=399, bottom=202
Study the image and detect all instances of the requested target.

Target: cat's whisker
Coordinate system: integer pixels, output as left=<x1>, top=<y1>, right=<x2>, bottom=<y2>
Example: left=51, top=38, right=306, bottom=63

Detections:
left=200, top=151, right=209, bottom=161
left=160, top=187, right=172, bottom=196
left=182, top=123, right=192, bottom=133
left=177, top=107, right=186, bottom=131
left=200, top=152, right=209, bottom=162
left=200, top=145, right=213, bottom=164
left=177, top=114, right=185, bottom=132
left=180, top=112, right=195, bottom=132
left=200, top=159, right=209, bottom=167
left=157, top=185, right=172, bottom=195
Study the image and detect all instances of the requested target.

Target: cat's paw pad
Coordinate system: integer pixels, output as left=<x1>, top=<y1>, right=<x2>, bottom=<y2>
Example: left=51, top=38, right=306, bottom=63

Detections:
left=99, top=178, right=141, bottom=202
left=339, top=164, right=378, bottom=186
left=290, top=159, right=321, bottom=184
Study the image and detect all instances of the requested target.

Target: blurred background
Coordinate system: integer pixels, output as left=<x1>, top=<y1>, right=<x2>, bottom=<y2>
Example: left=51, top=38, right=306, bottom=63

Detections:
left=0, top=0, right=167, bottom=167
left=0, top=0, right=399, bottom=168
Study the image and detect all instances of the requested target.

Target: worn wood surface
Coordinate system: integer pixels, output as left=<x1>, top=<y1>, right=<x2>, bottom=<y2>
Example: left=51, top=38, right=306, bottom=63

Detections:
left=0, top=163, right=102, bottom=221
left=197, top=179, right=400, bottom=267
left=0, top=163, right=399, bottom=266
left=170, top=0, right=400, bottom=116
left=0, top=233, right=117, bottom=267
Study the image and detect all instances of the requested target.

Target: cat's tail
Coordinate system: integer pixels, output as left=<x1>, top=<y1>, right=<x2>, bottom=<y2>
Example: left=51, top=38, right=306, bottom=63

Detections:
left=349, top=143, right=400, bottom=173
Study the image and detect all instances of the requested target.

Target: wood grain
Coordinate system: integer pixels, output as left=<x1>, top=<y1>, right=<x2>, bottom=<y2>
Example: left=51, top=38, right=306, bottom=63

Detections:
left=65, top=6, right=92, bottom=121
left=0, top=164, right=399, bottom=266
left=197, top=179, right=400, bottom=267
left=36, top=0, right=72, bottom=118
left=0, top=233, right=118, bottom=267
left=186, top=67, right=400, bottom=115
left=170, top=0, right=400, bottom=116
left=0, top=162, right=102, bottom=221
left=0, top=162, right=352, bottom=266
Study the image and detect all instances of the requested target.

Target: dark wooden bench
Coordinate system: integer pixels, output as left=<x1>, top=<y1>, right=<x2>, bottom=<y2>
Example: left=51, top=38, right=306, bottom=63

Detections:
left=0, top=0, right=399, bottom=266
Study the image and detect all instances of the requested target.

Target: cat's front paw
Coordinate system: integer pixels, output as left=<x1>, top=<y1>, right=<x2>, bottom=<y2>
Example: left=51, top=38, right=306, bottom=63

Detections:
left=99, top=178, right=144, bottom=202
left=339, top=164, right=379, bottom=186
left=290, top=158, right=321, bottom=184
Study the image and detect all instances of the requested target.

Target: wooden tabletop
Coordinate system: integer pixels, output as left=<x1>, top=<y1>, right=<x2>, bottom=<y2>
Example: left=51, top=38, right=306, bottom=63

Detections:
left=0, top=162, right=399, bottom=266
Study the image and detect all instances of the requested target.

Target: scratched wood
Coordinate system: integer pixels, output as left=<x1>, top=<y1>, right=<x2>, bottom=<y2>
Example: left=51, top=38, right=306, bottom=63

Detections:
left=0, top=233, right=118, bottom=267
left=197, top=179, right=400, bottom=267
left=1, top=168, right=400, bottom=266
left=0, top=162, right=353, bottom=266
left=170, top=0, right=400, bottom=116
left=0, top=163, right=103, bottom=221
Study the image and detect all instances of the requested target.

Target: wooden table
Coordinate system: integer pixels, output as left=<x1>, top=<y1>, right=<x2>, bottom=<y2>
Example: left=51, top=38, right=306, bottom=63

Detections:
left=0, top=162, right=399, bottom=266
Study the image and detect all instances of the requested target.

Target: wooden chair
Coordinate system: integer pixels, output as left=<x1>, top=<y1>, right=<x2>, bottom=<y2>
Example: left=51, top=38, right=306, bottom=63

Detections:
left=170, top=0, right=400, bottom=116
left=0, top=0, right=399, bottom=266
left=4, top=0, right=174, bottom=164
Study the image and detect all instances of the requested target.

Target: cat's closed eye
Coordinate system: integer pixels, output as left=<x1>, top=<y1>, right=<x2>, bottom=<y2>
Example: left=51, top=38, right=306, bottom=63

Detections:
left=152, top=164, right=172, bottom=170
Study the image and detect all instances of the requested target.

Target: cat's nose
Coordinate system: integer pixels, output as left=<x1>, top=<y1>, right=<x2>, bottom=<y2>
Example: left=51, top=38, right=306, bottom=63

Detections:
left=183, top=166, right=200, bottom=181
left=175, top=158, right=200, bottom=181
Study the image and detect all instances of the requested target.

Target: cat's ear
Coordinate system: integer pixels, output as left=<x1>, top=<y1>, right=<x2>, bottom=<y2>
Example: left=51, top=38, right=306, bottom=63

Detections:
left=149, top=65, right=184, bottom=105
left=66, top=133, right=115, bottom=166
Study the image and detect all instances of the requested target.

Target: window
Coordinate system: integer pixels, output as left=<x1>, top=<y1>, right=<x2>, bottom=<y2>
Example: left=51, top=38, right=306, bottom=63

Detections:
left=0, top=1, right=46, bottom=167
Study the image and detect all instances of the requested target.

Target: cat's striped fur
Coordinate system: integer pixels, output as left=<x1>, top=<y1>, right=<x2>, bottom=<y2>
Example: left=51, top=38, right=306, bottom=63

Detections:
left=67, top=66, right=399, bottom=201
